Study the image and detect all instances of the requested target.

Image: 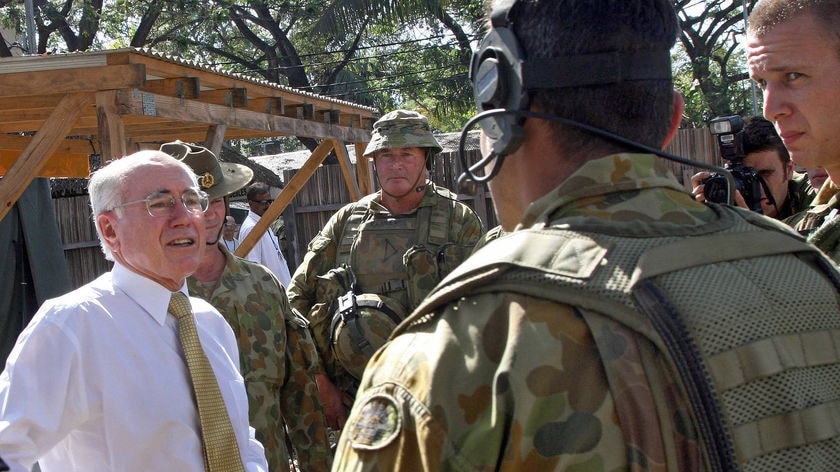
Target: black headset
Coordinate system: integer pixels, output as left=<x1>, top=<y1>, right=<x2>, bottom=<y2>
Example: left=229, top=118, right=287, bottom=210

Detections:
left=459, top=0, right=734, bottom=199
left=468, top=0, right=529, bottom=158
left=469, top=0, right=673, bottom=160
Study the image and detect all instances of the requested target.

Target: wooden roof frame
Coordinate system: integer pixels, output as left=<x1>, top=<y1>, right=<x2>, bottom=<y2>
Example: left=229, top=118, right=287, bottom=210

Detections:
left=0, top=48, right=377, bottom=253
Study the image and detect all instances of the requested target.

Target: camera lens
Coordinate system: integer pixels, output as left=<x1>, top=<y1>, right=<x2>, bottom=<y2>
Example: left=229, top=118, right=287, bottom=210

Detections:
left=703, top=174, right=729, bottom=204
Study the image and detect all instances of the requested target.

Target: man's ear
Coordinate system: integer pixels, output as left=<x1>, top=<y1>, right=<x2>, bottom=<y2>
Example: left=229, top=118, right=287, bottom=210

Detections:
left=785, top=159, right=795, bottom=180
left=662, top=90, right=685, bottom=149
left=97, top=212, right=120, bottom=255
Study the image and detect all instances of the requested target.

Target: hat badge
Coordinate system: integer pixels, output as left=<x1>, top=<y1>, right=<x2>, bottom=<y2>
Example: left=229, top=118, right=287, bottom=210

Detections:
left=199, top=172, right=215, bottom=189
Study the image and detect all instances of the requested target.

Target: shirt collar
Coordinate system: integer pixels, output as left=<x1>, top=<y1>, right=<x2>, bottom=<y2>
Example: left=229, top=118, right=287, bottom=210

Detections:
left=112, top=262, right=188, bottom=326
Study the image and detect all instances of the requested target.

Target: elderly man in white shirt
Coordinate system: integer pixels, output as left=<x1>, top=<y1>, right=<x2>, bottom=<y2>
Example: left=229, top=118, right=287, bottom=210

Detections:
left=0, top=151, right=267, bottom=472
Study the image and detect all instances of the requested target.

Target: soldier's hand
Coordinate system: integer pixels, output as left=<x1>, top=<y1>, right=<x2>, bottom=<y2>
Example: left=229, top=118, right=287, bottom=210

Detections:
left=691, top=171, right=712, bottom=203
left=315, top=373, right=348, bottom=430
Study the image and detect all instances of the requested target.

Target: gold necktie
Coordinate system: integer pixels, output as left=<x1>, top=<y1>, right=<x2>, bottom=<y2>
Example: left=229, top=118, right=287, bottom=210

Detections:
left=169, top=292, right=246, bottom=472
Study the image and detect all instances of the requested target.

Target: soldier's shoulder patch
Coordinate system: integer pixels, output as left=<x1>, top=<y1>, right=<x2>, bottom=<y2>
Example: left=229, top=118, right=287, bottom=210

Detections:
left=347, top=394, right=402, bottom=451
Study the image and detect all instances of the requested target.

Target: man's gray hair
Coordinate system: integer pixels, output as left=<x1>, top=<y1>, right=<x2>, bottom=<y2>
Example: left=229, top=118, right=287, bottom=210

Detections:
left=88, top=150, right=197, bottom=261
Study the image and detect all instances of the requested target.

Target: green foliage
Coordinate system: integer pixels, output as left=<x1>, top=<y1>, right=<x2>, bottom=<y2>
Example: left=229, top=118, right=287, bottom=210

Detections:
left=674, top=0, right=761, bottom=127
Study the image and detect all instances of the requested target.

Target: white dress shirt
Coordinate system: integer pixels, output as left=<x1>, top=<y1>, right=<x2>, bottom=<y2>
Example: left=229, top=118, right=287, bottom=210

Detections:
left=223, top=237, right=238, bottom=252
left=0, top=263, right=267, bottom=472
left=237, top=210, right=292, bottom=287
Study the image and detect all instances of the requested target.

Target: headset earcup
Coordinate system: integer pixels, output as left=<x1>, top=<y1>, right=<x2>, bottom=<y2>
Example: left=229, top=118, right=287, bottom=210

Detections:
left=470, top=26, right=528, bottom=155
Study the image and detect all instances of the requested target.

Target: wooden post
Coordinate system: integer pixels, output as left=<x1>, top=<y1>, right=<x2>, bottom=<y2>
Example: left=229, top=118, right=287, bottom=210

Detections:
left=355, top=142, right=373, bottom=195
left=334, top=139, right=360, bottom=201
left=203, top=125, right=227, bottom=157
left=0, top=92, right=93, bottom=223
left=235, top=139, right=336, bottom=258
left=96, top=90, right=127, bottom=161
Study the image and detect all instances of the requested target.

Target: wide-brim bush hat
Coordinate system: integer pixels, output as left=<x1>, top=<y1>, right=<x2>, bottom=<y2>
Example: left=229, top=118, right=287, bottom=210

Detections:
left=160, top=140, right=254, bottom=199
left=363, top=109, right=443, bottom=157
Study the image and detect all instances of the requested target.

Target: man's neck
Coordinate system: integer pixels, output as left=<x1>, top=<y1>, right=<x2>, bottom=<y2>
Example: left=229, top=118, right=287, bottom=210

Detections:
left=826, top=165, right=840, bottom=188
left=192, top=244, right=226, bottom=283
left=380, top=186, right=426, bottom=214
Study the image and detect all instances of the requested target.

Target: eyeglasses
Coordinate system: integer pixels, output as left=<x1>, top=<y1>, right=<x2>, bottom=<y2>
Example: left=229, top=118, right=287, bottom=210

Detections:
left=249, top=199, right=274, bottom=205
left=115, top=188, right=209, bottom=217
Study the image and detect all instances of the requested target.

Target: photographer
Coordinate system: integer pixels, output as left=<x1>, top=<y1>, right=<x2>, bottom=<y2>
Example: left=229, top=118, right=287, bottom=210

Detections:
left=692, top=115, right=814, bottom=220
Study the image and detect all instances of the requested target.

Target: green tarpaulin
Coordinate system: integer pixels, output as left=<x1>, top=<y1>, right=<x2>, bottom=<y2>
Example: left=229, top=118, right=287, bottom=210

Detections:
left=1, top=179, right=72, bottom=365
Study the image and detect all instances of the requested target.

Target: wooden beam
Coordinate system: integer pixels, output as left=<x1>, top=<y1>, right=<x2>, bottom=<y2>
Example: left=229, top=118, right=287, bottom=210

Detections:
left=0, top=134, right=92, bottom=153
left=355, top=142, right=373, bottom=195
left=235, top=138, right=336, bottom=258
left=96, top=90, right=127, bottom=160
left=0, top=93, right=67, bottom=113
left=203, top=125, right=227, bottom=157
left=106, top=50, right=376, bottom=119
left=0, top=92, right=93, bottom=222
left=117, top=89, right=372, bottom=142
left=200, top=87, right=248, bottom=107
left=267, top=97, right=284, bottom=115
left=0, top=63, right=146, bottom=97
left=321, top=109, right=340, bottom=124
left=141, top=77, right=200, bottom=99
left=294, top=103, right=315, bottom=120
left=333, top=139, right=360, bottom=201
left=0, top=150, right=90, bottom=178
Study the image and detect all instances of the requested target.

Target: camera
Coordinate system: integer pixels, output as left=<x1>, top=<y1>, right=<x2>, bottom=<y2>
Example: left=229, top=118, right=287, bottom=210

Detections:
left=702, top=115, right=764, bottom=213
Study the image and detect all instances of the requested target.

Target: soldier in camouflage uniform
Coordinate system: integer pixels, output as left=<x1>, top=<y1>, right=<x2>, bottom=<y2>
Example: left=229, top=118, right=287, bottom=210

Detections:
left=333, top=1, right=840, bottom=471
left=286, top=110, right=484, bottom=431
left=162, top=141, right=331, bottom=472
left=747, top=0, right=840, bottom=263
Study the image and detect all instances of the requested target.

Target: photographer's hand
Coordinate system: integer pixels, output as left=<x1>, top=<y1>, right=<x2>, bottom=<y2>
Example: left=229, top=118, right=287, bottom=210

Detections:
left=691, top=171, right=712, bottom=203
left=692, top=170, right=749, bottom=210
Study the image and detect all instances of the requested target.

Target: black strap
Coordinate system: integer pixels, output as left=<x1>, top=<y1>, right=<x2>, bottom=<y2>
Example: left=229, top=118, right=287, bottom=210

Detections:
left=329, top=293, right=404, bottom=357
left=523, top=50, right=672, bottom=89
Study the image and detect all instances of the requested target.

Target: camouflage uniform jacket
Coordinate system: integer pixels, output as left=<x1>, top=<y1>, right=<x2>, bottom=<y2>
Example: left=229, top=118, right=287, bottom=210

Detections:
left=787, top=171, right=816, bottom=216
left=188, top=245, right=331, bottom=472
left=333, top=153, right=840, bottom=471
left=784, top=179, right=840, bottom=262
left=287, top=182, right=484, bottom=399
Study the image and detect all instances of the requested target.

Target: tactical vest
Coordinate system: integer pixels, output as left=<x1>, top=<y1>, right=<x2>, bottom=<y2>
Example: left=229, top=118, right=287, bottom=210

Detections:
left=401, top=204, right=840, bottom=471
left=331, top=186, right=461, bottom=381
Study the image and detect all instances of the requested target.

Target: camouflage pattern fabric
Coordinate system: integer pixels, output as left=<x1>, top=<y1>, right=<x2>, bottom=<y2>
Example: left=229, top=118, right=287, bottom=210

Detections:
left=188, top=245, right=331, bottom=472
left=785, top=179, right=840, bottom=261
left=470, top=224, right=506, bottom=253
left=287, top=183, right=484, bottom=409
left=333, top=153, right=785, bottom=471
left=363, top=109, right=442, bottom=157
left=786, top=171, right=816, bottom=217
